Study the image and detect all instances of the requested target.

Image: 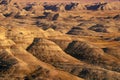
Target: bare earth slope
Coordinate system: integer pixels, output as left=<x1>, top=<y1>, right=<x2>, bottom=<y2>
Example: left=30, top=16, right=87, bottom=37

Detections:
left=0, top=0, right=120, bottom=80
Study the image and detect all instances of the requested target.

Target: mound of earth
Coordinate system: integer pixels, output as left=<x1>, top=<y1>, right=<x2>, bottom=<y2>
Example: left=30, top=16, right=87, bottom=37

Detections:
left=65, top=40, right=120, bottom=72
left=0, top=33, right=83, bottom=80
left=88, top=24, right=108, bottom=33
left=113, top=14, right=120, bottom=20
left=0, top=0, right=120, bottom=80
left=27, top=38, right=120, bottom=80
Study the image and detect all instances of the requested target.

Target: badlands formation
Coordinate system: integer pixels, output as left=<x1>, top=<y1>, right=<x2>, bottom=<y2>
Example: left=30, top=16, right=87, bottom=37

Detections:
left=0, top=0, right=120, bottom=80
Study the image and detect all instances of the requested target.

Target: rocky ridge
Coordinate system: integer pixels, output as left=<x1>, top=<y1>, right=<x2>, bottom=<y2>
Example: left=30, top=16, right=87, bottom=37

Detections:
left=0, top=0, right=120, bottom=80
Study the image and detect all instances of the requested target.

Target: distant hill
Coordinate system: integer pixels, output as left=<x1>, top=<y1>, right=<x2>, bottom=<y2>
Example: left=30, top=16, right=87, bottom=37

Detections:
left=11, top=0, right=120, bottom=3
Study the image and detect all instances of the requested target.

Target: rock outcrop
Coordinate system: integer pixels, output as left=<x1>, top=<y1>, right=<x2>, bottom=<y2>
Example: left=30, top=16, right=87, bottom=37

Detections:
left=65, top=41, right=120, bottom=72
left=113, top=14, right=120, bottom=20
left=88, top=24, right=108, bottom=33
left=27, top=38, right=120, bottom=80
left=46, top=28, right=72, bottom=50
left=6, top=26, right=49, bottom=49
left=0, top=0, right=11, bottom=5
left=0, top=0, right=120, bottom=80
left=103, top=1, right=120, bottom=10
left=0, top=26, right=83, bottom=80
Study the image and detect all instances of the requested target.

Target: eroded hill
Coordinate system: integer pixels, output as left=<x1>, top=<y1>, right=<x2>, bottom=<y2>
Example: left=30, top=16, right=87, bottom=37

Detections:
left=0, top=0, right=120, bottom=80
